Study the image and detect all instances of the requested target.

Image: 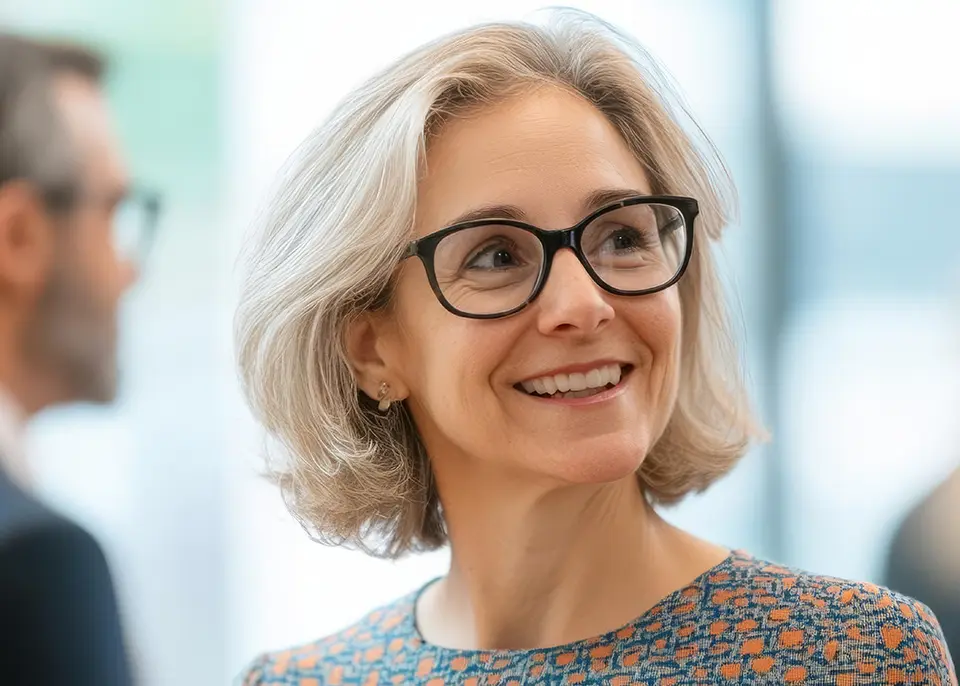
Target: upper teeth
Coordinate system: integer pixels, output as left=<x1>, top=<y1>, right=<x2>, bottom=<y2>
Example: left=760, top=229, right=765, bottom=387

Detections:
left=520, top=364, right=623, bottom=395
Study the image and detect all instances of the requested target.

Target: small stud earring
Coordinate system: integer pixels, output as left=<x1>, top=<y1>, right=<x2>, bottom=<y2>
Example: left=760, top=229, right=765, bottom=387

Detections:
left=377, top=382, right=392, bottom=412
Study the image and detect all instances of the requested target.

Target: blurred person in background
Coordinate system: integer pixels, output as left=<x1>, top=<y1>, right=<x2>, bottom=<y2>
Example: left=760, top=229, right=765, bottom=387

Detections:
left=235, top=12, right=955, bottom=685
left=0, top=31, right=157, bottom=686
left=884, top=278, right=960, bottom=660
left=885, top=465, right=960, bottom=663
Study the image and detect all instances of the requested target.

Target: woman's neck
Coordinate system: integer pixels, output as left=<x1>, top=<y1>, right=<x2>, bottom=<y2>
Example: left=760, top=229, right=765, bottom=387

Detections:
left=417, top=468, right=729, bottom=651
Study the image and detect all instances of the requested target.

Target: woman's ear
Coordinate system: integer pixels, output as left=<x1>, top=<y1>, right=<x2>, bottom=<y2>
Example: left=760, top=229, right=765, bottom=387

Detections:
left=344, top=310, right=407, bottom=402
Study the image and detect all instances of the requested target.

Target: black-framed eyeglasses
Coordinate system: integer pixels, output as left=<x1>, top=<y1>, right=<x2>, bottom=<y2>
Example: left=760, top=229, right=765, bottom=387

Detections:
left=404, top=195, right=699, bottom=319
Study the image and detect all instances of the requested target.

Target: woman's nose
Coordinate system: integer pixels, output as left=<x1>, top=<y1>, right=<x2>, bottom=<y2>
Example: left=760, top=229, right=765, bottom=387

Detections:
left=534, top=248, right=615, bottom=336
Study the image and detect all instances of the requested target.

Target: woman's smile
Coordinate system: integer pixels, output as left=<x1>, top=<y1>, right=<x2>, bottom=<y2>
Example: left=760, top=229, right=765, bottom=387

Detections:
left=514, top=362, right=634, bottom=405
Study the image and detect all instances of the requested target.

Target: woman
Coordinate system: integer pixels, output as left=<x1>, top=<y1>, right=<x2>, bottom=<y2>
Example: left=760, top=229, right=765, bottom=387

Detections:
left=235, top=12, right=956, bottom=685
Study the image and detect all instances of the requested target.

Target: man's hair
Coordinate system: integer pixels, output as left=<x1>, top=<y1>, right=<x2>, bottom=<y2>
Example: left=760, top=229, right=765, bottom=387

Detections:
left=0, top=33, right=106, bottom=200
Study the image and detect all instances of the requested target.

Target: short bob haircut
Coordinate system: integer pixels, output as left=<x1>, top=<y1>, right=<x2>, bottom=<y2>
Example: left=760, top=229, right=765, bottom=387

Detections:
left=235, top=10, right=765, bottom=559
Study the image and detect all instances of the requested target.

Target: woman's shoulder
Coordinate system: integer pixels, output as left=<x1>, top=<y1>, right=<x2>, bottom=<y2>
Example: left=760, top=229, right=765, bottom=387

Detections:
left=719, top=551, right=956, bottom=682
left=238, top=590, right=419, bottom=686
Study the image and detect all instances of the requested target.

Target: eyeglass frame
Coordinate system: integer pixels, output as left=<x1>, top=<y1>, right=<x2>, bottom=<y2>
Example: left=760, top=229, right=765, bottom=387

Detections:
left=43, top=183, right=163, bottom=263
left=403, top=194, right=699, bottom=320
left=117, top=186, right=162, bottom=263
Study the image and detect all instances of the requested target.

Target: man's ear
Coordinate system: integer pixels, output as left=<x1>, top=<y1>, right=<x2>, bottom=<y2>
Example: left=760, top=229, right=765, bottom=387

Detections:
left=344, top=310, right=408, bottom=402
left=0, top=181, right=55, bottom=295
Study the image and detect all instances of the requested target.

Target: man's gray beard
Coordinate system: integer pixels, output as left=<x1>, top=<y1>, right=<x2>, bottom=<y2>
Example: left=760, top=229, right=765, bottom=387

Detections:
left=23, top=260, right=119, bottom=405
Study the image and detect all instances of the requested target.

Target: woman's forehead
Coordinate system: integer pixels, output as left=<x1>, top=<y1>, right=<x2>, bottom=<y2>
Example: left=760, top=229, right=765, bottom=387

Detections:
left=416, top=89, right=652, bottom=233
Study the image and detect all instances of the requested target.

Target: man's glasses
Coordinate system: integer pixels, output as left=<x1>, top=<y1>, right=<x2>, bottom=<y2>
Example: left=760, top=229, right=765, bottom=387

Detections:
left=45, top=184, right=162, bottom=266
left=112, top=188, right=161, bottom=265
left=404, top=195, right=698, bottom=319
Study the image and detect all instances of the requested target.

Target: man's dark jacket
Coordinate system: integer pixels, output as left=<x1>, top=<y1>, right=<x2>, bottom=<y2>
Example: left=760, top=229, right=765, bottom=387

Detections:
left=0, top=468, right=132, bottom=684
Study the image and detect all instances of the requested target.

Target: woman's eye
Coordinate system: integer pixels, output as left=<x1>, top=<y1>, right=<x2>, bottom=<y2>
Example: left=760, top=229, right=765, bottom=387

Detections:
left=466, top=245, right=520, bottom=270
left=612, top=232, right=638, bottom=250
left=605, top=227, right=650, bottom=252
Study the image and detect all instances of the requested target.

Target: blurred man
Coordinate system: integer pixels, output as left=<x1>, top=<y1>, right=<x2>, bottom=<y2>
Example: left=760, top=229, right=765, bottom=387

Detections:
left=0, top=32, right=157, bottom=685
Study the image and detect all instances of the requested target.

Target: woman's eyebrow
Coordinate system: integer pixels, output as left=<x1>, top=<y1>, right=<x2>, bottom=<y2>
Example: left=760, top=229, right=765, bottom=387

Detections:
left=443, top=203, right=526, bottom=227
left=442, top=188, right=648, bottom=228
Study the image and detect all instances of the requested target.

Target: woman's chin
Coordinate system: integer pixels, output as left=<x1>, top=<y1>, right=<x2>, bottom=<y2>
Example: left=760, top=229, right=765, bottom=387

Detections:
left=536, top=440, right=649, bottom=486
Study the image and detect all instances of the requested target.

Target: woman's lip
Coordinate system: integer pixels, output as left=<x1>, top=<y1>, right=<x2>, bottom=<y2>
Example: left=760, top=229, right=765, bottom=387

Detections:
left=517, top=360, right=630, bottom=384
left=515, top=366, right=632, bottom=406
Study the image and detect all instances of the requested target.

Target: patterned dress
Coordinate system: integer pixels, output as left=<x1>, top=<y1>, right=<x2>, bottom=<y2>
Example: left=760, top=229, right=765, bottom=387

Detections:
left=241, top=550, right=957, bottom=684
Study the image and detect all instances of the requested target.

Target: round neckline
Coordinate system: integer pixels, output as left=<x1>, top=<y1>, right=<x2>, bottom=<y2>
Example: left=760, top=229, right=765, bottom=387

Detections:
left=406, top=549, right=746, bottom=656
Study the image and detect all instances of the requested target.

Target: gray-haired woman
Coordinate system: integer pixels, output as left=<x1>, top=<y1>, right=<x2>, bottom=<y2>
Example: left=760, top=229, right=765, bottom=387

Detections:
left=236, top=12, right=955, bottom=685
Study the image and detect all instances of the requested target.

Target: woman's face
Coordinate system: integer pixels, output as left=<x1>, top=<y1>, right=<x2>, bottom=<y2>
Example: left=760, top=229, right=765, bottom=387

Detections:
left=373, top=87, right=682, bottom=486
